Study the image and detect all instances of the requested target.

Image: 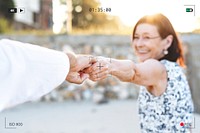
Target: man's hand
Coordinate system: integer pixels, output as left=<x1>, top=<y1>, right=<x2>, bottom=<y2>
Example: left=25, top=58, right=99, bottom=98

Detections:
left=66, top=53, right=97, bottom=84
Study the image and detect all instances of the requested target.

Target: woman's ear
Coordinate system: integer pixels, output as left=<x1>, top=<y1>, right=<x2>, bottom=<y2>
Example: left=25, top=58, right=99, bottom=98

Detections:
left=164, top=35, right=173, bottom=49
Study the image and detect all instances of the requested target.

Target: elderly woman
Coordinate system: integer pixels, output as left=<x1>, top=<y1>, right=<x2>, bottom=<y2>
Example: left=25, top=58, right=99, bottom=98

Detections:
left=85, top=14, right=194, bottom=132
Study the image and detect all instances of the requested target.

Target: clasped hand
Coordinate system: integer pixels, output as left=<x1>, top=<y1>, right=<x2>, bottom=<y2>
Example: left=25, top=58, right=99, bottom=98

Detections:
left=66, top=54, right=111, bottom=84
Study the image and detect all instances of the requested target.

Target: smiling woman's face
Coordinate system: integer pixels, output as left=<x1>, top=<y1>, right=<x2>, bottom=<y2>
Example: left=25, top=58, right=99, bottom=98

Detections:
left=132, top=23, right=166, bottom=62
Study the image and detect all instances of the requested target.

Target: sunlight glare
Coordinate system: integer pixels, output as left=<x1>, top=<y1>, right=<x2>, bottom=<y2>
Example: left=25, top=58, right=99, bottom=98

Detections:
left=100, top=0, right=200, bottom=32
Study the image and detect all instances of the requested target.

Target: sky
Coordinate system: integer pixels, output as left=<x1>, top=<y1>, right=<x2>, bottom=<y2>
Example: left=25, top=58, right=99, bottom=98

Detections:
left=99, top=0, right=200, bottom=32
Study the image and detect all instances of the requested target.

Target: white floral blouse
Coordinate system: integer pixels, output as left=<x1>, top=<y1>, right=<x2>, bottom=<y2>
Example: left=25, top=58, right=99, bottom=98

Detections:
left=138, top=60, right=194, bottom=133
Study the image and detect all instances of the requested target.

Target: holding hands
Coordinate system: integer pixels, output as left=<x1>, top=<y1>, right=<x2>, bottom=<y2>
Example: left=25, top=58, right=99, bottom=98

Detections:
left=83, top=57, right=111, bottom=81
left=66, top=54, right=111, bottom=84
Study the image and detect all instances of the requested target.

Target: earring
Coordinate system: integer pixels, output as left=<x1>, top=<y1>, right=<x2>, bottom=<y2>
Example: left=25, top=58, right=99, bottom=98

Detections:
left=163, top=50, right=168, bottom=55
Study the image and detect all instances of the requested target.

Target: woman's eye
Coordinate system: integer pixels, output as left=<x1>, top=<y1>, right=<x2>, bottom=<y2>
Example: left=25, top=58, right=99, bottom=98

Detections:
left=134, top=36, right=139, bottom=39
left=143, top=36, right=150, bottom=39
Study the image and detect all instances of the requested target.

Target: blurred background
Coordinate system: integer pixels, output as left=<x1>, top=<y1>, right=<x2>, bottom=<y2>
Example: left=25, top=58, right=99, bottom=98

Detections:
left=0, top=0, right=200, bottom=133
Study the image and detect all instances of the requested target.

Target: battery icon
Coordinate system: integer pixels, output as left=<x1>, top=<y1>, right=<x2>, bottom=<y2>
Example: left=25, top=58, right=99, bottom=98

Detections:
left=186, top=8, right=193, bottom=12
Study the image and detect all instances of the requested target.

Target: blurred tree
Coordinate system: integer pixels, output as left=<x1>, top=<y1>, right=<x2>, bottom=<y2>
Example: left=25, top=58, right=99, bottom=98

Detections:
left=0, top=18, right=11, bottom=33
left=72, top=0, right=100, bottom=28
left=72, top=0, right=117, bottom=28
left=61, top=0, right=119, bottom=31
left=0, top=0, right=15, bottom=20
left=0, top=0, right=15, bottom=33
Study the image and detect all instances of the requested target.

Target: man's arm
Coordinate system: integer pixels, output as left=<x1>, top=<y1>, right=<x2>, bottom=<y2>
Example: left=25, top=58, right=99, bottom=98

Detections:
left=0, top=39, right=71, bottom=110
left=0, top=39, right=96, bottom=111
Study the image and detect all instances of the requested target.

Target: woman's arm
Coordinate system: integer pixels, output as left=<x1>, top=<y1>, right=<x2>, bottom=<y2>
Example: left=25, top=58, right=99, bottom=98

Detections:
left=109, top=59, right=135, bottom=82
left=111, top=58, right=166, bottom=86
left=87, top=57, right=166, bottom=87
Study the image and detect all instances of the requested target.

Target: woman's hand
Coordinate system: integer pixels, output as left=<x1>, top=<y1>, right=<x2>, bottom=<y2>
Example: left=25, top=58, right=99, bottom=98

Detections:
left=83, top=57, right=111, bottom=81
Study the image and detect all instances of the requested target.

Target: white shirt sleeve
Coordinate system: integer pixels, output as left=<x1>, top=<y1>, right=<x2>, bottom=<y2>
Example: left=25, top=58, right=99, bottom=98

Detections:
left=0, top=39, right=70, bottom=111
